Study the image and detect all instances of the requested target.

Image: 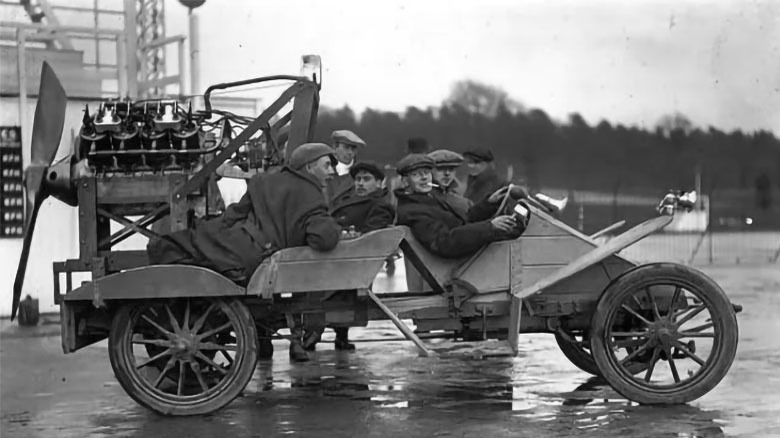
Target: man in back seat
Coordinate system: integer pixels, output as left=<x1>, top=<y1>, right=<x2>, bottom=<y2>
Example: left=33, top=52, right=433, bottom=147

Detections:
left=304, top=161, right=396, bottom=351
left=394, top=154, right=527, bottom=258
left=147, top=142, right=342, bottom=361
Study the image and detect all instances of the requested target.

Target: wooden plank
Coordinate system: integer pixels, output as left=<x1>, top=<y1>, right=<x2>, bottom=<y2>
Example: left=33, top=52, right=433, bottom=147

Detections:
left=367, top=290, right=434, bottom=357
left=507, top=296, right=522, bottom=355
left=518, top=235, right=597, bottom=265
left=248, top=229, right=405, bottom=297
left=381, top=295, right=449, bottom=315
left=400, top=227, right=465, bottom=291
left=456, top=241, right=511, bottom=293
left=522, top=211, right=572, bottom=237
left=513, top=215, right=673, bottom=300
left=507, top=238, right=523, bottom=354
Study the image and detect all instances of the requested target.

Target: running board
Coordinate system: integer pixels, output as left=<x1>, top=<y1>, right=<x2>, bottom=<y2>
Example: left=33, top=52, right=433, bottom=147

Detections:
left=367, top=290, right=435, bottom=357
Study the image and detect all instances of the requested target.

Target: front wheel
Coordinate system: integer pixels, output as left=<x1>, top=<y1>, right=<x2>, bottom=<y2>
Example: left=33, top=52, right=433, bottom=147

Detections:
left=590, top=263, right=738, bottom=404
left=108, top=298, right=258, bottom=416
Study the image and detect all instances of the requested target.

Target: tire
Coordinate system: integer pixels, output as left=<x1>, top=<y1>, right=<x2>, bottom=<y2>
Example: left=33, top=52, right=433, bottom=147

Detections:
left=555, top=331, right=601, bottom=376
left=555, top=331, right=649, bottom=377
left=590, top=263, right=738, bottom=404
left=108, top=298, right=258, bottom=416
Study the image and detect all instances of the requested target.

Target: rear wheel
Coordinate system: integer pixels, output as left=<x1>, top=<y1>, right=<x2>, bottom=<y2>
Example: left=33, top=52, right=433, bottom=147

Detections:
left=555, top=330, right=651, bottom=376
left=590, top=263, right=738, bottom=404
left=108, top=298, right=258, bottom=416
left=555, top=331, right=600, bottom=376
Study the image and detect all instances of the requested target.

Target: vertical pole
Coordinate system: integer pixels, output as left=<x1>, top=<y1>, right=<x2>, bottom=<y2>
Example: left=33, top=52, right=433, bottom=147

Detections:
left=16, top=29, right=28, bottom=166
left=116, top=36, right=128, bottom=97
left=708, top=189, right=714, bottom=264
left=188, top=8, right=201, bottom=96
left=93, top=0, right=100, bottom=68
left=177, top=38, right=186, bottom=97
left=123, top=0, right=138, bottom=98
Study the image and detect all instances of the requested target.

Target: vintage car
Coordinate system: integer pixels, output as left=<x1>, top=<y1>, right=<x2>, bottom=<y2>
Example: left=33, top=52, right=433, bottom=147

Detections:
left=12, top=61, right=740, bottom=416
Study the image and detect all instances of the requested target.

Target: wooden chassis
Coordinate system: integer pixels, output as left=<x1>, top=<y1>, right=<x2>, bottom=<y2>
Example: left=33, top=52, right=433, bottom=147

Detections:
left=58, top=202, right=673, bottom=355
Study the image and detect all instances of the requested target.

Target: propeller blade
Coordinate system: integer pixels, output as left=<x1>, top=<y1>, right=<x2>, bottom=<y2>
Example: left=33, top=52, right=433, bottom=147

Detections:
left=11, top=62, right=67, bottom=319
left=31, top=61, right=67, bottom=166
left=11, top=167, right=46, bottom=320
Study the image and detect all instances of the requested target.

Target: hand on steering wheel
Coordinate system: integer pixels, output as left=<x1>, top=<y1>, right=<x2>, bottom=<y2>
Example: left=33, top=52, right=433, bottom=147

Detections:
left=490, top=215, right=517, bottom=232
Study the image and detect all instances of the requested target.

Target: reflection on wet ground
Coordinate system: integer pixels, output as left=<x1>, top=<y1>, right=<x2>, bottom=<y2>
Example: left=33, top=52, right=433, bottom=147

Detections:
left=2, top=265, right=779, bottom=437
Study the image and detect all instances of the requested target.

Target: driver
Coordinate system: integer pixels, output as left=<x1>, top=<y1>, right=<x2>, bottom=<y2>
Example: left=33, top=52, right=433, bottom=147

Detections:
left=394, top=154, right=527, bottom=258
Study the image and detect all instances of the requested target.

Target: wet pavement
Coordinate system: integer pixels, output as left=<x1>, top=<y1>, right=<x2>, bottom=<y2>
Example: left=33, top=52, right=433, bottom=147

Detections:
left=2, top=264, right=779, bottom=437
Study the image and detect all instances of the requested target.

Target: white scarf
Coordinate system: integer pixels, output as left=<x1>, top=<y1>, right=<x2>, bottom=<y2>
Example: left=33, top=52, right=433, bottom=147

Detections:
left=336, top=159, right=353, bottom=176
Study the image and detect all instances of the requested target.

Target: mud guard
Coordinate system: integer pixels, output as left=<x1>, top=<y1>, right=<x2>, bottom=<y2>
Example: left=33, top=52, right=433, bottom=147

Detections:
left=64, top=265, right=245, bottom=304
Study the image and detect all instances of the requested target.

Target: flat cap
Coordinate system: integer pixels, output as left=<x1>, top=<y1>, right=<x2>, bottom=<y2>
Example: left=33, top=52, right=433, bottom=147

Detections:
left=349, top=160, right=385, bottom=181
left=463, top=147, right=494, bottom=163
left=395, top=153, right=435, bottom=175
left=331, top=130, right=366, bottom=147
left=428, top=149, right=464, bottom=167
left=289, top=142, right=336, bottom=170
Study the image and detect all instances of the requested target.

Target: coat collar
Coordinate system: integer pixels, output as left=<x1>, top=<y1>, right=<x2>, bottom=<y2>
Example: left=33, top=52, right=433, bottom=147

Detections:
left=467, top=167, right=499, bottom=187
left=394, top=188, right=468, bottom=223
left=283, top=166, right=327, bottom=190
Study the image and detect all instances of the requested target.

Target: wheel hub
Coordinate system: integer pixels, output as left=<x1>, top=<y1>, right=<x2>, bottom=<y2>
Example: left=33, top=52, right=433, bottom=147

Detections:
left=171, top=331, right=198, bottom=359
left=647, top=318, right=678, bottom=348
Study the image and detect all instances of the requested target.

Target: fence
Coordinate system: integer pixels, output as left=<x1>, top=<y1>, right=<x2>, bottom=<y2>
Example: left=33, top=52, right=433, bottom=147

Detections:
left=541, top=187, right=780, bottom=265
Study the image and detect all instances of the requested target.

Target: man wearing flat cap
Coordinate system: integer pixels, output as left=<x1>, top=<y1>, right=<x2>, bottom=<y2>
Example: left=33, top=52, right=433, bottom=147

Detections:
left=305, top=160, right=396, bottom=351
left=394, top=153, right=525, bottom=259
left=463, top=147, right=507, bottom=205
left=147, top=142, right=342, bottom=361
left=428, top=149, right=472, bottom=216
left=328, top=129, right=366, bottom=201
left=332, top=161, right=395, bottom=236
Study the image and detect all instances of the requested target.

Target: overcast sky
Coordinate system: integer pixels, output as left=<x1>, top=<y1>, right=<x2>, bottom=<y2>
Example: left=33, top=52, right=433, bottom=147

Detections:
left=6, top=0, right=774, bottom=133
left=164, top=0, right=778, bottom=133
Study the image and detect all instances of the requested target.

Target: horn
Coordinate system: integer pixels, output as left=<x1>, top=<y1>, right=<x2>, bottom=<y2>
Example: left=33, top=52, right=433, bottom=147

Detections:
left=532, top=192, right=568, bottom=213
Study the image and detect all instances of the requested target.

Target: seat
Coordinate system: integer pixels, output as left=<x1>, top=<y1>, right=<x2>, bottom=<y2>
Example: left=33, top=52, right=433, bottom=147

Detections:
left=246, top=227, right=405, bottom=298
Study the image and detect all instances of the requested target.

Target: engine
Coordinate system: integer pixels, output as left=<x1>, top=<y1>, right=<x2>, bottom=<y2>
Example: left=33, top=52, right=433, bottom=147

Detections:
left=78, top=99, right=205, bottom=172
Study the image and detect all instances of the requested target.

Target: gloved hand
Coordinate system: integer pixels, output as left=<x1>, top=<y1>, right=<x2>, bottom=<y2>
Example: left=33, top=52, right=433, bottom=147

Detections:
left=487, top=184, right=530, bottom=204
left=507, top=184, right=529, bottom=200
left=340, top=226, right=362, bottom=240
left=487, top=186, right=510, bottom=203
left=490, top=215, right=517, bottom=232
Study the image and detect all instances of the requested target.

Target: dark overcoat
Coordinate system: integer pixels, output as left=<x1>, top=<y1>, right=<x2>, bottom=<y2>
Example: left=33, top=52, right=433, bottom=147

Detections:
left=395, top=189, right=522, bottom=258
left=326, top=173, right=354, bottom=202
left=147, top=166, right=340, bottom=283
left=464, top=168, right=506, bottom=204
left=331, top=187, right=395, bottom=233
left=436, top=179, right=472, bottom=218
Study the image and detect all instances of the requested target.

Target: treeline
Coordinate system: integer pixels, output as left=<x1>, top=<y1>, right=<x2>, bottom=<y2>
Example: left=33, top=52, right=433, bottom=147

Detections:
left=311, top=81, right=779, bottom=199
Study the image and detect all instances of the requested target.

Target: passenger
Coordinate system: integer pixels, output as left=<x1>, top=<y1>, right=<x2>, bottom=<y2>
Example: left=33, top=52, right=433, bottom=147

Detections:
left=395, top=154, right=526, bottom=258
left=147, top=142, right=342, bottom=362
left=305, top=161, right=396, bottom=351
left=328, top=129, right=366, bottom=201
left=428, top=149, right=472, bottom=217
left=462, top=147, right=507, bottom=204
left=331, top=161, right=395, bottom=235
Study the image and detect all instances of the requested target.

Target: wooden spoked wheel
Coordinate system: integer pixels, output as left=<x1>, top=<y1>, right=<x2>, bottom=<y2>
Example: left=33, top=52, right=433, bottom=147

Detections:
left=554, top=331, right=601, bottom=376
left=108, top=298, right=258, bottom=416
left=590, top=263, right=738, bottom=404
left=555, top=330, right=651, bottom=376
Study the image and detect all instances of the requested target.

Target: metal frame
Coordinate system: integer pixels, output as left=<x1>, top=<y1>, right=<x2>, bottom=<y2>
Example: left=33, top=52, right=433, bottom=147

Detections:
left=53, top=76, right=321, bottom=309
